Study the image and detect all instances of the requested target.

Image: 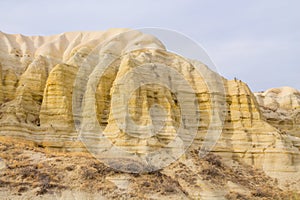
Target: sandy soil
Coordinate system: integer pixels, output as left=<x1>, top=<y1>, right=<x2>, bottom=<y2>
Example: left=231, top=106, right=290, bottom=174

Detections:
left=0, top=137, right=299, bottom=200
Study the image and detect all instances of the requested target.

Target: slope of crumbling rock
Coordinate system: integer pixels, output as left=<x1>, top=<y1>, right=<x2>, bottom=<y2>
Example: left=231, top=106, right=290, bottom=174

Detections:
left=0, top=137, right=298, bottom=199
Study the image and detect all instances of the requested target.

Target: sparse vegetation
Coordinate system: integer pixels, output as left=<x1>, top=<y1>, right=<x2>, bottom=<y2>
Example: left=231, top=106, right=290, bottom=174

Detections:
left=0, top=138, right=299, bottom=199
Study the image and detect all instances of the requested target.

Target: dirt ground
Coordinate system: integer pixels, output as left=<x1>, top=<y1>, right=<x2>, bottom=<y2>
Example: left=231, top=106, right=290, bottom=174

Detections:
left=0, top=137, right=299, bottom=200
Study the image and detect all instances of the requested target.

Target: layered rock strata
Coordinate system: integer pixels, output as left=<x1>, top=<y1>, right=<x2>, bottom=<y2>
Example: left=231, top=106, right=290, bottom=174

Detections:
left=0, top=30, right=299, bottom=189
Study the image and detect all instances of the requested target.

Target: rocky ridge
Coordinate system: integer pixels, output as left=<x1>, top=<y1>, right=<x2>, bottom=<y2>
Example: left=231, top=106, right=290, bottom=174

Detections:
left=0, top=30, right=299, bottom=199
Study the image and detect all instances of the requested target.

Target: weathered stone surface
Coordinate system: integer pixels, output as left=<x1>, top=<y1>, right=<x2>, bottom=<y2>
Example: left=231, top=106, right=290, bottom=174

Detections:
left=0, top=30, right=299, bottom=192
left=1, top=139, right=296, bottom=199
left=255, top=87, right=300, bottom=137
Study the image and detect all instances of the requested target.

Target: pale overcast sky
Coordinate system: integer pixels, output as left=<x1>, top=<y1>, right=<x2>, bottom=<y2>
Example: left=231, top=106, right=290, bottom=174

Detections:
left=0, top=0, right=299, bottom=91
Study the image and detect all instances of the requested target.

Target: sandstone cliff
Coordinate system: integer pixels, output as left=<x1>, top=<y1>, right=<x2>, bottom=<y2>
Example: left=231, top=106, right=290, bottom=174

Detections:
left=255, top=87, right=300, bottom=137
left=0, top=30, right=299, bottom=198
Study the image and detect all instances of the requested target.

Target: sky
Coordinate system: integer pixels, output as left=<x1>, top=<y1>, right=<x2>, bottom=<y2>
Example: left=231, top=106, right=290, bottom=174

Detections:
left=0, top=0, right=299, bottom=92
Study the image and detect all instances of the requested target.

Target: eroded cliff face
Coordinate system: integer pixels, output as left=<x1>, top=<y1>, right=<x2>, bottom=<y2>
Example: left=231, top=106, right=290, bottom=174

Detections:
left=255, top=87, right=300, bottom=137
left=0, top=30, right=299, bottom=196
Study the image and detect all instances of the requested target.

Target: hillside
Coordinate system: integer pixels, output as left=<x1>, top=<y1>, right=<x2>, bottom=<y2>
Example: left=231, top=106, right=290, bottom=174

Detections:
left=0, top=30, right=299, bottom=199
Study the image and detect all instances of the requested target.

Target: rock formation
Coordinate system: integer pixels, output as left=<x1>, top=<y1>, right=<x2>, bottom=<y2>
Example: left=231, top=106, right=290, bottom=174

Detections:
left=255, top=87, right=300, bottom=137
left=0, top=29, right=299, bottom=198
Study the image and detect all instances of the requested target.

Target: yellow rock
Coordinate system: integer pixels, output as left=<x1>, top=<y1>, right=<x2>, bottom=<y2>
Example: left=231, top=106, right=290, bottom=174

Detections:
left=0, top=30, right=299, bottom=189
